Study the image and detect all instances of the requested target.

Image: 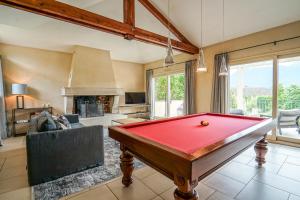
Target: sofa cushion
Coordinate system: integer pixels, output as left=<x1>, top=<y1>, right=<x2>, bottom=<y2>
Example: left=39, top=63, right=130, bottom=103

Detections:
left=70, top=123, right=84, bottom=129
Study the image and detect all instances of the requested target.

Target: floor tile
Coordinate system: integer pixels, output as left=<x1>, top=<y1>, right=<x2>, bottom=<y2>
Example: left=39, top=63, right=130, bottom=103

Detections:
left=0, top=175, right=28, bottom=194
left=265, top=152, right=288, bottom=165
left=0, top=165, right=27, bottom=180
left=207, top=192, right=234, bottom=200
left=236, top=180, right=289, bottom=200
left=217, top=162, right=258, bottom=183
left=142, top=172, right=173, bottom=194
left=67, top=185, right=117, bottom=200
left=286, top=156, right=300, bottom=166
left=279, top=163, right=300, bottom=182
left=254, top=170, right=300, bottom=196
left=107, top=177, right=156, bottom=200
left=133, top=166, right=157, bottom=180
left=290, top=194, right=300, bottom=200
left=276, top=146, right=300, bottom=158
left=204, top=173, right=245, bottom=198
left=0, top=187, right=31, bottom=200
left=232, top=154, right=253, bottom=164
left=247, top=159, right=282, bottom=174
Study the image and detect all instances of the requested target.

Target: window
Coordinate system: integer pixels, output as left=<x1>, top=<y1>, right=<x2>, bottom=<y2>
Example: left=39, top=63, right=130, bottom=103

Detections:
left=230, top=60, right=273, bottom=117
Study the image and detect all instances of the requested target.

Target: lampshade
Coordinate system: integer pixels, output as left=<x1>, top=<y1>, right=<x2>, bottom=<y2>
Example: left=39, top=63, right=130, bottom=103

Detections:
left=164, top=38, right=175, bottom=66
left=197, top=48, right=207, bottom=72
left=219, top=55, right=228, bottom=76
left=12, top=83, right=27, bottom=95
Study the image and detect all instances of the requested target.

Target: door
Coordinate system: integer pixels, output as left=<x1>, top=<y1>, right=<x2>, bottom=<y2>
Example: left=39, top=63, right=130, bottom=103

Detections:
left=277, top=56, right=300, bottom=140
left=169, top=73, right=185, bottom=117
left=153, top=73, right=185, bottom=118
left=154, top=76, right=167, bottom=118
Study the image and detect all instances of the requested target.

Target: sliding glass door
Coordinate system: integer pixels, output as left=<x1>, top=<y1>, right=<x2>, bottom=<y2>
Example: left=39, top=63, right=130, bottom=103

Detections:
left=229, top=60, right=273, bottom=117
left=154, top=76, right=167, bottom=118
left=153, top=73, right=185, bottom=118
left=229, top=54, right=300, bottom=144
left=277, top=56, right=300, bottom=139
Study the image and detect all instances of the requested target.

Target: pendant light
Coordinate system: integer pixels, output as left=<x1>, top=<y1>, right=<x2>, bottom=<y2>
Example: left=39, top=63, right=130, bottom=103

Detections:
left=197, top=0, right=207, bottom=72
left=219, top=0, right=228, bottom=76
left=164, top=0, right=174, bottom=66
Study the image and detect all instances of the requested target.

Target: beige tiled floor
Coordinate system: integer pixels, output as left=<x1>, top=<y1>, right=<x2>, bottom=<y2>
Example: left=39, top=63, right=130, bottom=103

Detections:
left=1, top=137, right=300, bottom=200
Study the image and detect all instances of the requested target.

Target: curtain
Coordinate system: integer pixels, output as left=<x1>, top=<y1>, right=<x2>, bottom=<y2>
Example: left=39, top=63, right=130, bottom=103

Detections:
left=146, top=69, right=153, bottom=117
left=0, top=56, right=8, bottom=143
left=211, top=53, right=229, bottom=114
left=184, top=61, right=196, bottom=115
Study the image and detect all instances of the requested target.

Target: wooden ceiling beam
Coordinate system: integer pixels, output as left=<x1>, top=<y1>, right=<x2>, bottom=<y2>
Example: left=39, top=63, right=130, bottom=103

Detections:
left=0, top=0, right=199, bottom=54
left=123, top=0, right=135, bottom=40
left=138, top=0, right=192, bottom=45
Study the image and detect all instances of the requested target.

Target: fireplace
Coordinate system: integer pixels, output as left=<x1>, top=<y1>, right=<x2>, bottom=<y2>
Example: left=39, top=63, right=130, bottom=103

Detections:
left=61, top=87, right=124, bottom=116
left=74, top=96, right=115, bottom=118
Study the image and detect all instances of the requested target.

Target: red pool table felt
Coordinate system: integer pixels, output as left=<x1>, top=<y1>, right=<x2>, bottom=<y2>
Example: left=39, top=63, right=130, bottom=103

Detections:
left=120, top=113, right=266, bottom=155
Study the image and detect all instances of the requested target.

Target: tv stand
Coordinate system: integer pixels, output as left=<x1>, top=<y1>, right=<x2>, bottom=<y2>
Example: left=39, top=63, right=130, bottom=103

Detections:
left=119, top=104, right=150, bottom=118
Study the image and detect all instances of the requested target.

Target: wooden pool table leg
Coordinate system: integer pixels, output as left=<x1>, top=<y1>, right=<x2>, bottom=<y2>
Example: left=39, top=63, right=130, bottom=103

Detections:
left=174, top=176, right=199, bottom=200
left=254, top=136, right=268, bottom=167
left=120, top=144, right=134, bottom=187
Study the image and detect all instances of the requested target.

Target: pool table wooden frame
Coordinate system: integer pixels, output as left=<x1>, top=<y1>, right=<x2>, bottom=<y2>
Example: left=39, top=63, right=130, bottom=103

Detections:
left=109, top=113, right=275, bottom=200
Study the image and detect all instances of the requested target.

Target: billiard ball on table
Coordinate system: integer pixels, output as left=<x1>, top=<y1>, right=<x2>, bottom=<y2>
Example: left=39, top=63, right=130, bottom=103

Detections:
left=200, top=120, right=209, bottom=126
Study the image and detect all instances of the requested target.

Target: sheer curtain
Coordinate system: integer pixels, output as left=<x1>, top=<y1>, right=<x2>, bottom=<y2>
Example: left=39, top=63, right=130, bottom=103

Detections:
left=184, top=61, right=196, bottom=114
left=211, top=53, right=229, bottom=113
left=146, top=69, right=153, bottom=117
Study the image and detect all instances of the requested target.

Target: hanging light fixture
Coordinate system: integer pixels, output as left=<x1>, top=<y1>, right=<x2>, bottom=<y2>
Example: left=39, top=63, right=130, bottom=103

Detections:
left=219, top=0, right=228, bottom=76
left=164, top=0, right=174, bottom=66
left=197, top=0, right=207, bottom=72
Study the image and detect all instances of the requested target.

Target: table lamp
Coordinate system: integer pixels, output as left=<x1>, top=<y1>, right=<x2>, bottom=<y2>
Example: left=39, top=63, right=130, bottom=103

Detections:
left=12, top=83, right=27, bottom=109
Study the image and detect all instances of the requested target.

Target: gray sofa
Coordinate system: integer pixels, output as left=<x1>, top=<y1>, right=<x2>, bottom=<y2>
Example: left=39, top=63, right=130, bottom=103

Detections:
left=26, top=114, right=104, bottom=186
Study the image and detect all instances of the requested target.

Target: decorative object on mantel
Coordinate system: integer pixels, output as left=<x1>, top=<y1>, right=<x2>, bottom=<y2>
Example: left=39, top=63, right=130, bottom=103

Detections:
left=197, top=0, right=207, bottom=72
left=219, top=0, right=229, bottom=76
left=33, top=129, right=144, bottom=200
left=11, top=83, right=27, bottom=109
left=164, top=0, right=175, bottom=66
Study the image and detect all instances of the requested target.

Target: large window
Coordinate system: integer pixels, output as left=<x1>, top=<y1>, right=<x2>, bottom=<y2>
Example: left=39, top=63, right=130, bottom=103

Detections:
left=230, top=60, right=273, bottom=117
left=153, top=73, right=185, bottom=118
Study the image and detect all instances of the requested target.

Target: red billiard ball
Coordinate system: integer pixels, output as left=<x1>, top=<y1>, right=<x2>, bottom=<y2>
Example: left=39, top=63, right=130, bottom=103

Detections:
left=200, top=120, right=209, bottom=126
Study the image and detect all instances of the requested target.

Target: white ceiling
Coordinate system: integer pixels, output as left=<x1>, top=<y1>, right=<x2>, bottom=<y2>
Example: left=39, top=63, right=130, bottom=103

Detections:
left=0, top=0, right=300, bottom=63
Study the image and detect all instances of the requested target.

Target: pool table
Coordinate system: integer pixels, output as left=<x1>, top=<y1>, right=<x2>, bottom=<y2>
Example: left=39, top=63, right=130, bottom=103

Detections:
left=108, top=113, right=275, bottom=200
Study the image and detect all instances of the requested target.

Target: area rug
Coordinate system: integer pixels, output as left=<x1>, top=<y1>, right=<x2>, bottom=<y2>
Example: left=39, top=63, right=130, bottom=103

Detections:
left=33, top=128, right=144, bottom=200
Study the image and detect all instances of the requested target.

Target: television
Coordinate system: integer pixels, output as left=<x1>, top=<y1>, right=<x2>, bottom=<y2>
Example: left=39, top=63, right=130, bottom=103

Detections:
left=125, top=92, right=146, bottom=104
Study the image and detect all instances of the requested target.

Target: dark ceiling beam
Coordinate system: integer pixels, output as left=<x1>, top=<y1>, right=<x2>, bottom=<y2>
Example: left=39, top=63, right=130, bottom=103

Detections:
left=0, top=0, right=199, bottom=54
left=138, top=0, right=192, bottom=45
left=123, top=0, right=135, bottom=40
left=124, top=0, right=135, bottom=27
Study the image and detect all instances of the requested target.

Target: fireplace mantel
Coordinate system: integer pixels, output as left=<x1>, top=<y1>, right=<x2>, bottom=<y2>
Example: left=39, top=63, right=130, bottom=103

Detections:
left=61, top=87, right=124, bottom=96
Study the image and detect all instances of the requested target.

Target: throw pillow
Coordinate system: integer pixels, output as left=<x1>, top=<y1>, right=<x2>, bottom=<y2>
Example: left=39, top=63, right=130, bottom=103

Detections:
left=58, top=115, right=71, bottom=128
left=37, top=116, right=48, bottom=132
